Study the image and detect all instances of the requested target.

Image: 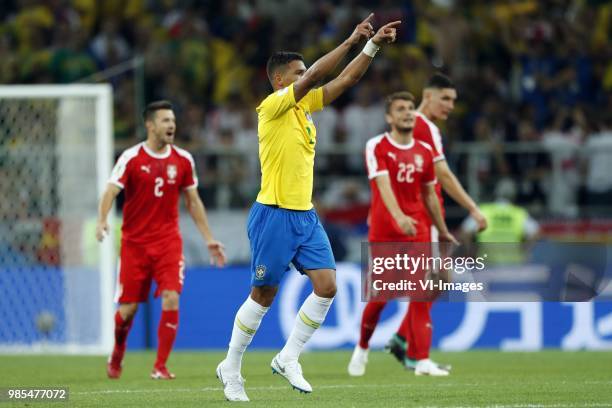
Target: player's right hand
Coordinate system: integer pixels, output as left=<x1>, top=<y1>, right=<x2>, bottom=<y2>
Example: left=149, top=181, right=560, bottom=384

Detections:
left=96, top=221, right=109, bottom=242
left=439, top=230, right=459, bottom=245
left=347, top=13, right=376, bottom=45
left=372, top=20, right=401, bottom=45
left=395, top=214, right=417, bottom=236
left=207, top=240, right=227, bottom=267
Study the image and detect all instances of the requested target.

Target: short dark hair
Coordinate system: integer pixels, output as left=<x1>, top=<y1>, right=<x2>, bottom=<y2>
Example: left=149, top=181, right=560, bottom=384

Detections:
left=385, top=91, right=415, bottom=113
left=426, top=73, right=454, bottom=89
left=266, top=52, right=304, bottom=82
left=143, top=100, right=173, bottom=122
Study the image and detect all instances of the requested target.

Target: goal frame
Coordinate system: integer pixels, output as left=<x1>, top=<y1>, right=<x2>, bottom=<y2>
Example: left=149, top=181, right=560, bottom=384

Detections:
left=0, top=84, right=114, bottom=354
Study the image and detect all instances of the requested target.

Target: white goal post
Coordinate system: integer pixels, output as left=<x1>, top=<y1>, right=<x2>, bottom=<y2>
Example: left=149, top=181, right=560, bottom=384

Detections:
left=0, top=84, right=115, bottom=354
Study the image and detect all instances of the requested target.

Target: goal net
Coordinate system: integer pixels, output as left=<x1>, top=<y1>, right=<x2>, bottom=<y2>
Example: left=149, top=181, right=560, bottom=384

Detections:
left=0, top=85, right=115, bottom=354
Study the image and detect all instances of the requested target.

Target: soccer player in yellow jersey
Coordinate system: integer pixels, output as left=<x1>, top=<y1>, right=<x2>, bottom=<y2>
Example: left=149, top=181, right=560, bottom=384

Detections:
left=216, top=14, right=401, bottom=401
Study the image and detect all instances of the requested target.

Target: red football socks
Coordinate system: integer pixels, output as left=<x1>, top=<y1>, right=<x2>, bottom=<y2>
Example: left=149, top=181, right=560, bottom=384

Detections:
left=397, top=305, right=410, bottom=341
left=406, top=301, right=433, bottom=360
left=111, top=311, right=134, bottom=366
left=359, top=301, right=387, bottom=349
left=155, top=310, right=179, bottom=369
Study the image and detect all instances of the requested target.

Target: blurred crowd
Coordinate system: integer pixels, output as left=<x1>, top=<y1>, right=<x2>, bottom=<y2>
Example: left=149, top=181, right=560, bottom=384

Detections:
left=1, top=0, right=611, bottom=220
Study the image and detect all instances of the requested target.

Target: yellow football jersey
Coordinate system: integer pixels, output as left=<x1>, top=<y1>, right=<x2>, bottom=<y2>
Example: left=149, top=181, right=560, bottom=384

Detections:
left=255, top=83, right=324, bottom=210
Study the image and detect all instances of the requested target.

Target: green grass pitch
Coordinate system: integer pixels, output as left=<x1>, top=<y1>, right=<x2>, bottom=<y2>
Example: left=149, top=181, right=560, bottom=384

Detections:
left=1, top=350, right=611, bottom=407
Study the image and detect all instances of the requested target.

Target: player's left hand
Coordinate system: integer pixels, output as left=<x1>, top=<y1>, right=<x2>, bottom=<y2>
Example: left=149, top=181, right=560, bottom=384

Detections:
left=207, top=240, right=227, bottom=267
left=470, top=207, right=488, bottom=232
left=439, top=230, right=459, bottom=245
left=371, top=20, right=401, bottom=45
left=347, top=13, right=376, bottom=45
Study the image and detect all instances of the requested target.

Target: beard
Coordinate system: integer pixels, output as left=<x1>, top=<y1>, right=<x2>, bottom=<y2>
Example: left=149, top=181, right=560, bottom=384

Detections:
left=157, top=131, right=174, bottom=145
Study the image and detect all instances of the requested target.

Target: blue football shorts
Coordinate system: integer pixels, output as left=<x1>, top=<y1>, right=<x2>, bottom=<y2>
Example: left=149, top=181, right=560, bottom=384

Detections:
left=247, top=202, right=336, bottom=287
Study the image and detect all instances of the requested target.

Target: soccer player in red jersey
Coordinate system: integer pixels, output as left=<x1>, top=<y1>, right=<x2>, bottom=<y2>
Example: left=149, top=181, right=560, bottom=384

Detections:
left=348, top=91, right=457, bottom=377
left=352, top=74, right=488, bottom=376
left=96, top=100, right=227, bottom=380
left=387, top=73, right=488, bottom=373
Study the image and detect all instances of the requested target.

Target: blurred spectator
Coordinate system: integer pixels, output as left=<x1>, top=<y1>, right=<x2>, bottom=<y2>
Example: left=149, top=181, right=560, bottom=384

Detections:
left=207, top=92, right=246, bottom=144
left=472, top=116, right=509, bottom=196
left=462, top=177, right=540, bottom=241
left=461, top=177, right=540, bottom=265
left=317, top=179, right=370, bottom=262
left=180, top=104, right=208, bottom=149
left=89, top=18, right=131, bottom=68
left=583, top=115, right=612, bottom=217
left=509, top=120, right=550, bottom=208
left=234, top=108, right=260, bottom=202
left=213, top=128, right=250, bottom=208
left=542, top=107, right=587, bottom=217
left=50, top=24, right=97, bottom=82
left=341, top=84, right=386, bottom=172
left=313, top=105, right=340, bottom=172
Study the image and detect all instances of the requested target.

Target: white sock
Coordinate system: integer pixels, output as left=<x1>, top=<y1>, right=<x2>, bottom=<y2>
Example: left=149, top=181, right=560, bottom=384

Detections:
left=279, top=292, right=333, bottom=362
left=225, top=296, right=269, bottom=374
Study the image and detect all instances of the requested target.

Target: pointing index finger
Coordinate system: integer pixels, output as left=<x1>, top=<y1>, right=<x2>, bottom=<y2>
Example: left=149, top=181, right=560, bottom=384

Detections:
left=362, top=13, right=374, bottom=24
left=383, top=20, right=402, bottom=29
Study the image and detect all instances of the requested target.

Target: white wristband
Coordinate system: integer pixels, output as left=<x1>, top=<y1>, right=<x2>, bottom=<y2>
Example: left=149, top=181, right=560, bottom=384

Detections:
left=362, top=39, right=380, bottom=58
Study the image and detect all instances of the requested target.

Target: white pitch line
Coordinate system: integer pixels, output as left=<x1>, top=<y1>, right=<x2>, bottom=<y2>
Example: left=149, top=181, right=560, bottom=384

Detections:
left=71, top=381, right=611, bottom=399
left=70, top=385, right=612, bottom=408
left=72, top=382, right=480, bottom=396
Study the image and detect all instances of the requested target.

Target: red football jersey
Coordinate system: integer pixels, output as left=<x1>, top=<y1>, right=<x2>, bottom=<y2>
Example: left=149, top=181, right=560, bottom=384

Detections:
left=365, top=133, right=436, bottom=242
left=413, top=111, right=445, bottom=211
left=109, top=142, right=198, bottom=245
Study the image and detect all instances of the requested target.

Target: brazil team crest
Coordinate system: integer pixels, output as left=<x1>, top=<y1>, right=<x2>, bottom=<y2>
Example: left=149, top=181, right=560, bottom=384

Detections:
left=255, top=265, right=266, bottom=280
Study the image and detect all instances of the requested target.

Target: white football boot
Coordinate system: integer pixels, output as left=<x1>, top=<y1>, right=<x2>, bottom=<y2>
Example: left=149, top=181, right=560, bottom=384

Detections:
left=415, top=358, right=450, bottom=376
left=347, top=345, right=369, bottom=377
left=216, top=360, right=249, bottom=402
left=271, top=353, right=312, bottom=393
